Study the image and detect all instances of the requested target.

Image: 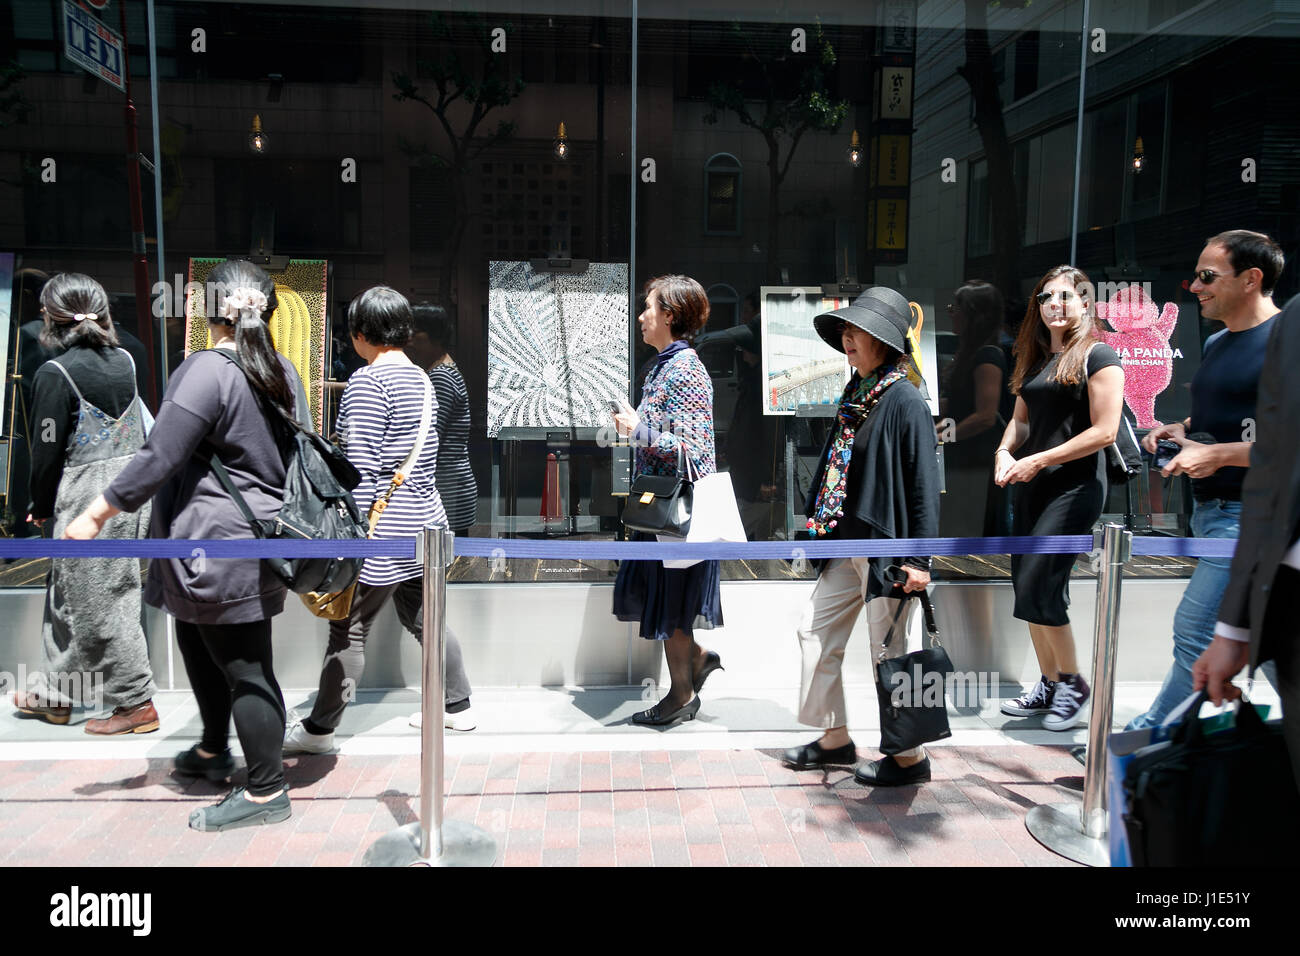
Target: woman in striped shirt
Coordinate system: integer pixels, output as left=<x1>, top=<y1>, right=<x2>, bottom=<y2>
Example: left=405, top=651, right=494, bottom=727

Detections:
left=408, top=303, right=477, bottom=534
left=284, top=287, right=474, bottom=754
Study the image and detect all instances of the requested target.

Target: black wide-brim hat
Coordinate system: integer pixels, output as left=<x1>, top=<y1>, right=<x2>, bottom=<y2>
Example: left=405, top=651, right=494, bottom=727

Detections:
left=813, top=286, right=913, bottom=356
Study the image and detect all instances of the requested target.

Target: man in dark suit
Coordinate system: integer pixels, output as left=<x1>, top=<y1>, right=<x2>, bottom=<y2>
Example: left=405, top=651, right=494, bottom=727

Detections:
left=1195, top=292, right=1300, bottom=789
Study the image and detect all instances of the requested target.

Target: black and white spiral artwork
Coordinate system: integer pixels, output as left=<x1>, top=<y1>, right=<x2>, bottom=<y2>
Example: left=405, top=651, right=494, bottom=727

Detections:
left=487, top=261, right=629, bottom=436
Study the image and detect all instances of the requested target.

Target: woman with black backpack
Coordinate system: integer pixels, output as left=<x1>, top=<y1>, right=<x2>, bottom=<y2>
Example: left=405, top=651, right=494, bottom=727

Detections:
left=64, top=259, right=310, bottom=831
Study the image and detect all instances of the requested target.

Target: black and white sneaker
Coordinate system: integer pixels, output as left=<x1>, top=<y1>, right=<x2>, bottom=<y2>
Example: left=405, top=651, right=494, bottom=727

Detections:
left=1000, top=677, right=1055, bottom=717
left=1043, top=673, right=1090, bottom=731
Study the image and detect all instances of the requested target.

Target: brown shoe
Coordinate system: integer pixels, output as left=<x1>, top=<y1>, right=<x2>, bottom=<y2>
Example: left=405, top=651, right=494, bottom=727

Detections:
left=13, top=691, right=71, bottom=725
left=85, top=700, right=160, bottom=735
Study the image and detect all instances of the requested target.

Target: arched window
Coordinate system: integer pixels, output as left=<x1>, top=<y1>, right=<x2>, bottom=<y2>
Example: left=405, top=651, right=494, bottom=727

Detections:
left=701, top=283, right=740, bottom=378
left=704, top=153, right=742, bottom=235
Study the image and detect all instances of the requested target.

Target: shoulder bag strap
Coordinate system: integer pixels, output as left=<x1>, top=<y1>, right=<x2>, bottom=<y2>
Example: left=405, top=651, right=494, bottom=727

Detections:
left=115, top=348, right=140, bottom=402
left=43, top=359, right=86, bottom=404
left=367, top=374, right=434, bottom=532
left=202, top=446, right=261, bottom=533
left=189, top=348, right=279, bottom=536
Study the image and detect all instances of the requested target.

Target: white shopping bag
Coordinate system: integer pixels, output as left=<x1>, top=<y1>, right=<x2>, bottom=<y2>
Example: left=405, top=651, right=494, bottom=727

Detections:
left=658, top=471, right=747, bottom=569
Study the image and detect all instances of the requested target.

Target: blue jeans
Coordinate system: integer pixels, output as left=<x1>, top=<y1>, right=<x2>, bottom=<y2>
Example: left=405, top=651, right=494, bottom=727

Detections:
left=1126, top=498, right=1240, bottom=731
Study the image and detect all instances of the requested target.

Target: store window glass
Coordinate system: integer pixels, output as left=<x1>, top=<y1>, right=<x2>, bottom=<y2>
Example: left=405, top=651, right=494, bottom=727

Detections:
left=4, top=0, right=1299, bottom=589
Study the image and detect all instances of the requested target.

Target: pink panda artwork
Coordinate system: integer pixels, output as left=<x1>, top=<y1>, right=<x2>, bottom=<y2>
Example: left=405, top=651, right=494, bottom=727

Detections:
left=1094, top=285, right=1179, bottom=429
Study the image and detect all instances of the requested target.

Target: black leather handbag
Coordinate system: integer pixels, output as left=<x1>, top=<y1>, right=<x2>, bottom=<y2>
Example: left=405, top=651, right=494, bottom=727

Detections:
left=621, top=449, right=697, bottom=537
left=1105, top=405, right=1144, bottom=485
left=874, top=581, right=954, bottom=756
left=1121, top=691, right=1300, bottom=866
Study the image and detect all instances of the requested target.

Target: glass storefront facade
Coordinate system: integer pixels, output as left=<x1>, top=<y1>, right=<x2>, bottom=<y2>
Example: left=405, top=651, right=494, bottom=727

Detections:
left=3, top=0, right=1297, bottom=584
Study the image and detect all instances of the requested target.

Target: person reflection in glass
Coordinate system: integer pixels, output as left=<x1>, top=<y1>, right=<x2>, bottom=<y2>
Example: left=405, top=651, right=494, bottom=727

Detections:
left=938, top=280, right=1010, bottom=538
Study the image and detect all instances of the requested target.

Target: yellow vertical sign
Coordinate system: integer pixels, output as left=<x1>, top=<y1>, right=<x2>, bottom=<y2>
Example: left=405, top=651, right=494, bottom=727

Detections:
left=878, top=135, right=910, bottom=187
left=875, top=199, right=908, bottom=250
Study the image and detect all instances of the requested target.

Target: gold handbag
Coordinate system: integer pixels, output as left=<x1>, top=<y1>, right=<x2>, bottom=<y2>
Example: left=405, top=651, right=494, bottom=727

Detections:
left=299, top=494, right=389, bottom=620
left=300, top=373, right=433, bottom=621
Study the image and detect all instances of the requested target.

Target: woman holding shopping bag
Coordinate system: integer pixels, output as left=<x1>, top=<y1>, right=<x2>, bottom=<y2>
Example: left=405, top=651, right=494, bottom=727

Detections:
left=612, top=275, right=725, bottom=727
left=783, top=287, right=941, bottom=786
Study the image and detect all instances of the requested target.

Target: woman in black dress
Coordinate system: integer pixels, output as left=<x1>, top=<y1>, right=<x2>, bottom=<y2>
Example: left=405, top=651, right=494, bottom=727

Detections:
left=994, top=266, right=1124, bottom=731
left=939, top=279, right=1009, bottom=538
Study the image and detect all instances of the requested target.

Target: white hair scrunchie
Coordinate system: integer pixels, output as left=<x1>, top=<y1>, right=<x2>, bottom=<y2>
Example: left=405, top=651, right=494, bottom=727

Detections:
left=72, top=313, right=97, bottom=323
left=218, top=287, right=269, bottom=324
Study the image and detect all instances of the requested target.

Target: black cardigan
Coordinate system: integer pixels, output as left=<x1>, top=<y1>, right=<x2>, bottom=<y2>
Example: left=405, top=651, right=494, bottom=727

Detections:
left=804, top=379, right=940, bottom=599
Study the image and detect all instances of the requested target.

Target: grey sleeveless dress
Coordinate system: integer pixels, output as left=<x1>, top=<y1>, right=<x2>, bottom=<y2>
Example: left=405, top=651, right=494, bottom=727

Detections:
left=35, top=351, right=156, bottom=709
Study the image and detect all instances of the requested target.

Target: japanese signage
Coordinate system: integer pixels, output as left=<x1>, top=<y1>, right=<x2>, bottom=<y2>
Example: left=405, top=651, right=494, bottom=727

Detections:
left=62, top=0, right=125, bottom=92
left=872, top=135, right=911, bottom=188
left=881, top=0, right=916, bottom=54
left=878, top=66, right=913, bottom=121
left=874, top=199, right=908, bottom=251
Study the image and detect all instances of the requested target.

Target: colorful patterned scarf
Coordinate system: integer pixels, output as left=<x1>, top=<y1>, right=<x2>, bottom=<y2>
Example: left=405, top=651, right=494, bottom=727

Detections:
left=806, top=359, right=909, bottom=537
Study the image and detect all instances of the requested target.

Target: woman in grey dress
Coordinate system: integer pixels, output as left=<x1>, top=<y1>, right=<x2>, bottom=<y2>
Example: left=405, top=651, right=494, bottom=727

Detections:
left=13, top=273, right=157, bottom=734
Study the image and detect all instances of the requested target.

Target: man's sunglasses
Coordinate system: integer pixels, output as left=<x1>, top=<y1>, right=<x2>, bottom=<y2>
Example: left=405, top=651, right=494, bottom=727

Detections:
left=1035, top=290, right=1078, bottom=305
left=1192, top=269, right=1237, bottom=285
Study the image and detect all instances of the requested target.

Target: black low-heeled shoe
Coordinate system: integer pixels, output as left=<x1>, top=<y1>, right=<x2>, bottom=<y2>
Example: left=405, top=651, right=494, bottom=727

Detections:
left=631, top=696, right=701, bottom=727
left=174, top=745, right=236, bottom=782
left=692, top=651, right=724, bottom=693
left=853, top=755, right=931, bottom=787
left=782, top=739, right=858, bottom=769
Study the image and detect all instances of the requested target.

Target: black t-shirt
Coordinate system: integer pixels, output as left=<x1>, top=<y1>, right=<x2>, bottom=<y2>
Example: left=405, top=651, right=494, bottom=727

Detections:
left=1189, top=315, right=1277, bottom=500
left=1019, top=343, right=1122, bottom=487
left=947, top=344, right=1008, bottom=425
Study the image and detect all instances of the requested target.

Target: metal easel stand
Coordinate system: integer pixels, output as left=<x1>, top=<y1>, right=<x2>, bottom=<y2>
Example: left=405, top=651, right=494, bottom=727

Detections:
left=363, top=525, right=497, bottom=867
left=1024, top=521, right=1130, bottom=867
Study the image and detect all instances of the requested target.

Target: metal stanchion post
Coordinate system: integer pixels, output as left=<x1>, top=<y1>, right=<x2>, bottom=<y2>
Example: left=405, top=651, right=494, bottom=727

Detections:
left=364, top=526, right=497, bottom=867
left=1025, top=521, right=1130, bottom=866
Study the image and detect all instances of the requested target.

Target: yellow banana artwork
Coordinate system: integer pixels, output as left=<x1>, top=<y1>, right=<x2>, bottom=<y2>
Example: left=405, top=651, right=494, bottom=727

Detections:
left=905, top=301, right=926, bottom=389
left=186, top=258, right=328, bottom=432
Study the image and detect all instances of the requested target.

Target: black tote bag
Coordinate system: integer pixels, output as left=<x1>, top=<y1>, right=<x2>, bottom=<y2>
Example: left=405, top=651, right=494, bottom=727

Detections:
left=1121, top=691, right=1300, bottom=866
left=874, top=584, right=954, bottom=756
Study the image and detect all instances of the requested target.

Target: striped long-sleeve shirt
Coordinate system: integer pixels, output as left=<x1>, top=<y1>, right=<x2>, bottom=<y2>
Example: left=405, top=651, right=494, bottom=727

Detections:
left=338, top=359, right=447, bottom=585
left=428, top=360, right=477, bottom=532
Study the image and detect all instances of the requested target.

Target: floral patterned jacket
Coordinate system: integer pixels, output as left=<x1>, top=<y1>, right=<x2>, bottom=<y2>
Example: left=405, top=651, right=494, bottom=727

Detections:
left=633, top=343, right=717, bottom=479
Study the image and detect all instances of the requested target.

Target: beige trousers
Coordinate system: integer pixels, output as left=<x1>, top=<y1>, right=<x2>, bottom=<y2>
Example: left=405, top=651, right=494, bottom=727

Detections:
left=796, top=557, right=925, bottom=758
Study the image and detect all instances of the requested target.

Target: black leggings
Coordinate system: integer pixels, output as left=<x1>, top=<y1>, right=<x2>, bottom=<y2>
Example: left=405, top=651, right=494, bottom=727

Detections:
left=175, top=618, right=286, bottom=797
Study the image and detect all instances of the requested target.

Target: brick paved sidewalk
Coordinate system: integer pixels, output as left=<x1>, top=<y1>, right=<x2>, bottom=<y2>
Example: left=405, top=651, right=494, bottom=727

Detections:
left=0, top=745, right=1085, bottom=866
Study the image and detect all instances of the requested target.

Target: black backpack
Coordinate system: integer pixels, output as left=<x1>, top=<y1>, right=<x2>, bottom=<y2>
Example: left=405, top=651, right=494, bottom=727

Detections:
left=201, top=350, right=369, bottom=594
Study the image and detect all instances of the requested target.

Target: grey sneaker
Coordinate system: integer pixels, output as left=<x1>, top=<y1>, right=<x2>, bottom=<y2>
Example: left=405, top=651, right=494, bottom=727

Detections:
left=1000, top=677, right=1055, bottom=717
left=189, top=787, right=291, bottom=832
left=1043, top=673, right=1091, bottom=731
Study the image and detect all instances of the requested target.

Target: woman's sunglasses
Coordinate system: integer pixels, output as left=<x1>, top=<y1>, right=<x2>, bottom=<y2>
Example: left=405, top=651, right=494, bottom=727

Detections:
left=1035, top=290, right=1077, bottom=305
